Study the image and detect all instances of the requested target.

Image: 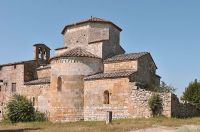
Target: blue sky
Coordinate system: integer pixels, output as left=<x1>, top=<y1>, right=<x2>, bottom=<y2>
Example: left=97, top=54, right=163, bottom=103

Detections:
left=0, top=0, right=200, bottom=96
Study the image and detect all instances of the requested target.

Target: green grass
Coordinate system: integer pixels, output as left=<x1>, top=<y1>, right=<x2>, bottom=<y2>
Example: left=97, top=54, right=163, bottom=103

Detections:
left=1, top=117, right=200, bottom=132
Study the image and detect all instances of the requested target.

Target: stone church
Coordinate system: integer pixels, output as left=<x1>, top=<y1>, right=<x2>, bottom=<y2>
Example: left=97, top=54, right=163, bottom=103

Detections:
left=1, top=17, right=197, bottom=122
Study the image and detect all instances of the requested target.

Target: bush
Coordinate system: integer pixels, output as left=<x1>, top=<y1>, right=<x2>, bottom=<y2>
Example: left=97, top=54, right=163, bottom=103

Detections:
left=6, top=94, right=35, bottom=123
left=34, top=111, right=46, bottom=122
left=6, top=94, right=47, bottom=123
left=148, top=94, right=163, bottom=117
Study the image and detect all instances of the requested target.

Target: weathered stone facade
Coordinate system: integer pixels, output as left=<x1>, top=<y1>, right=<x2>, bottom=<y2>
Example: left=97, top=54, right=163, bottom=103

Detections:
left=0, top=17, right=199, bottom=122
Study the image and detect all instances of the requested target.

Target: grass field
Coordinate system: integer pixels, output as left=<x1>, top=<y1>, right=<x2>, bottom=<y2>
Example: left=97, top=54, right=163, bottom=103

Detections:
left=1, top=117, right=200, bottom=132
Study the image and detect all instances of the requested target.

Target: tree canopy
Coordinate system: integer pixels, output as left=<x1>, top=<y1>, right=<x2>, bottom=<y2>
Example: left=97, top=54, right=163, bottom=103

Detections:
left=182, top=79, right=200, bottom=107
left=154, top=81, right=176, bottom=93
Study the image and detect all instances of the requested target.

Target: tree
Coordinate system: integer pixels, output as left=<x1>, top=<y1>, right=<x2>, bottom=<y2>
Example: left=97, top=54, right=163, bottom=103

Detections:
left=182, top=79, right=200, bottom=107
left=154, top=81, right=176, bottom=93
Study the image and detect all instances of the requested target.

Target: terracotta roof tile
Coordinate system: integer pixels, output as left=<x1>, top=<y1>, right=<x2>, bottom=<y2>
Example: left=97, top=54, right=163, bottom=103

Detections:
left=24, top=77, right=50, bottom=85
left=50, top=47, right=100, bottom=60
left=104, top=52, right=149, bottom=63
left=36, top=65, right=51, bottom=70
left=84, top=70, right=136, bottom=80
left=0, top=60, right=34, bottom=67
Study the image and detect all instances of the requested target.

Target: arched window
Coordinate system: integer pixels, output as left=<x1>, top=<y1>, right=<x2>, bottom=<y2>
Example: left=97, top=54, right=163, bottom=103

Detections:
left=57, top=77, right=62, bottom=92
left=103, top=90, right=109, bottom=104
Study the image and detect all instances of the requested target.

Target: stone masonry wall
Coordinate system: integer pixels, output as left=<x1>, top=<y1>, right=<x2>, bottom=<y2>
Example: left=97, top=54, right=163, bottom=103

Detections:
left=21, top=84, right=50, bottom=113
left=132, top=55, right=160, bottom=89
left=0, top=64, right=24, bottom=93
left=0, top=62, right=50, bottom=120
left=171, top=94, right=200, bottom=118
left=129, top=84, right=200, bottom=118
left=129, top=83, right=172, bottom=118
left=49, top=75, right=84, bottom=122
left=36, top=67, right=51, bottom=79
left=62, top=22, right=123, bottom=59
left=84, top=78, right=130, bottom=121
left=88, top=23, right=110, bottom=43
left=62, top=23, right=103, bottom=57
left=101, top=25, right=124, bottom=59
left=104, top=61, right=137, bottom=73
left=0, top=64, right=25, bottom=120
left=49, top=57, right=103, bottom=122
left=24, top=61, right=36, bottom=82
left=64, top=24, right=90, bottom=47
left=84, top=77, right=173, bottom=121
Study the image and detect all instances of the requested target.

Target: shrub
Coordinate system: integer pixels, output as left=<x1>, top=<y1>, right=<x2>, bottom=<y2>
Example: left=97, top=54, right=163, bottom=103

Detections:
left=6, top=94, right=35, bottom=123
left=148, top=94, right=163, bottom=117
left=6, top=94, right=47, bottom=123
left=34, top=111, right=46, bottom=122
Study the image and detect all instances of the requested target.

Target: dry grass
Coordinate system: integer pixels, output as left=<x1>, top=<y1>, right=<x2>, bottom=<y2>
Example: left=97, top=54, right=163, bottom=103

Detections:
left=1, top=117, right=200, bottom=132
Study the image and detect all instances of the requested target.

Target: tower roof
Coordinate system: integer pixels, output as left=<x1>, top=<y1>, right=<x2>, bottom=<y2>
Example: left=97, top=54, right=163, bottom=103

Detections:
left=33, top=43, right=51, bottom=50
left=61, top=17, right=122, bottom=34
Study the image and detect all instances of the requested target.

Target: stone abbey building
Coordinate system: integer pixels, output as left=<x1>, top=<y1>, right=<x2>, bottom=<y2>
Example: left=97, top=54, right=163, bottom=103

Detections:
left=0, top=17, right=199, bottom=122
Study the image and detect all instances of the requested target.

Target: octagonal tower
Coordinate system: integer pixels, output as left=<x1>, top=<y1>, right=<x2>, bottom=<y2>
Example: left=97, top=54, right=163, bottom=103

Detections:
left=57, top=17, right=125, bottom=59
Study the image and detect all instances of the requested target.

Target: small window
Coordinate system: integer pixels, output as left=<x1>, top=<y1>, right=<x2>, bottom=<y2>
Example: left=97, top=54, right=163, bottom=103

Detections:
left=11, top=83, right=16, bottom=92
left=0, top=86, right=1, bottom=92
left=14, top=65, right=16, bottom=69
left=57, top=77, right=62, bottom=92
left=0, top=66, right=2, bottom=71
left=103, top=90, right=110, bottom=104
left=0, top=80, right=3, bottom=83
left=0, top=111, right=1, bottom=114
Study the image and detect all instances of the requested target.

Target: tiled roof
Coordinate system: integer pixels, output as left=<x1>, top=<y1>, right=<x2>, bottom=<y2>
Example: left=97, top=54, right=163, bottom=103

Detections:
left=50, top=47, right=100, bottom=60
left=61, top=17, right=122, bottom=34
left=104, top=52, right=149, bottom=63
left=0, top=60, right=34, bottom=67
left=24, top=77, right=50, bottom=85
left=84, top=70, right=136, bottom=80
